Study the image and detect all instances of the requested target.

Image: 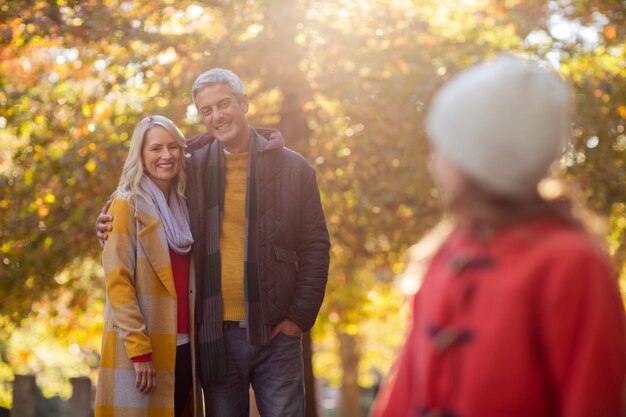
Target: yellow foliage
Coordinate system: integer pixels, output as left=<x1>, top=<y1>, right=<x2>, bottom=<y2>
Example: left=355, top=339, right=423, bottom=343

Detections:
left=94, top=101, right=112, bottom=120
left=84, top=159, right=97, bottom=173
left=37, top=204, right=49, bottom=217
left=147, top=83, right=161, bottom=97
left=604, top=25, right=617, bottom=40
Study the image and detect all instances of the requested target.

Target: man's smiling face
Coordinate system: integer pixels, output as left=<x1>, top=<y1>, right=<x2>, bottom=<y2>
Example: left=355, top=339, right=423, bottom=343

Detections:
left=195, top=83, right=250, bottom=153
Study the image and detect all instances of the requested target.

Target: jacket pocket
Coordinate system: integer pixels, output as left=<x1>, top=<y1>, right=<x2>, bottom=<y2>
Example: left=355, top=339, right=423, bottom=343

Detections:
left=273, top=246, right=298, bottom=264
left=270, top=246, right=298, bottom=322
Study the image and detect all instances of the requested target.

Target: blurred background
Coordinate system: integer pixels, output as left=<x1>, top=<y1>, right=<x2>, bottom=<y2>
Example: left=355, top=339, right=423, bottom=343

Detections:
left=1, top=1, right=625, bottom=416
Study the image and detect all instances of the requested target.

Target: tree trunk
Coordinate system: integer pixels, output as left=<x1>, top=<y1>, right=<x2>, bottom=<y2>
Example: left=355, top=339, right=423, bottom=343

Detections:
left=303, top=332, right=319, bottom=417
left=69, top=377, right=92, bottom=417
left=264, top=0, right=312, bottom=148
left=338, top=332, right=362, bottom=417
left=11, top=375, right=35, bottom=417
left=262, top=2, right=318, bottom=415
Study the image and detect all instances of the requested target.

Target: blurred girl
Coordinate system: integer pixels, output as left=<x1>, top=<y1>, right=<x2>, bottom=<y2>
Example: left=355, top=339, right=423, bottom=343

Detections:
left=371, top=56, right=626, bottom=417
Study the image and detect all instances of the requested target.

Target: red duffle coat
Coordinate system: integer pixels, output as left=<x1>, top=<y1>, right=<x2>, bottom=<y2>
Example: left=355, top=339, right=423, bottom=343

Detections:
left=372, top=218, right=626, bottom=417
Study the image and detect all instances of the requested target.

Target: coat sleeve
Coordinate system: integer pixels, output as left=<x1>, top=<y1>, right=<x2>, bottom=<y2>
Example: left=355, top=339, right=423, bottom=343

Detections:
left=287, top=167, right=331, bottom=331
left=540, top=244, right=626, bottom=417
left=102, top=198, right=153, bottom=359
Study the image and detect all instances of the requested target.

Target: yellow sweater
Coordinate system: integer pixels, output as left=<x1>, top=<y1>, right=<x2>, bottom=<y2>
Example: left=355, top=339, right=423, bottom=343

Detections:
left=221, top=152, right=247, bottom=320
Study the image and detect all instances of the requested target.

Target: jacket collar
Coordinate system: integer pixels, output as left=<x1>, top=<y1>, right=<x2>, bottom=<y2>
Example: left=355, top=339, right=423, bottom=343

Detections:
left=249, top=127, right=268, bottom=153
left=185, top=127, right=284, bottom=154
left=133, top=194, right=177, bottom=297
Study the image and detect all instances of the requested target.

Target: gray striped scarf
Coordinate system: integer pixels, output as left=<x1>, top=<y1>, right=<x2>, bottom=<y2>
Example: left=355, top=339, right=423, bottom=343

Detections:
left=140, top=176, right=193, bottom=255
left=197, top=130, right=272, bottom=384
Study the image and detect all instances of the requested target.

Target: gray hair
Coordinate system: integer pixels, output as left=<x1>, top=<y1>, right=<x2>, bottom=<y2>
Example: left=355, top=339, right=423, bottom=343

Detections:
left=112, top=115, right=188, bottom=202
left=191, top=68, right=246, bottom=108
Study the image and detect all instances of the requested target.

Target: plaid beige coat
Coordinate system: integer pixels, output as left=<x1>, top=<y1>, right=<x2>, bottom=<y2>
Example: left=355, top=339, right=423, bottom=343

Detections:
left=95, top=195, right=202, bottom=417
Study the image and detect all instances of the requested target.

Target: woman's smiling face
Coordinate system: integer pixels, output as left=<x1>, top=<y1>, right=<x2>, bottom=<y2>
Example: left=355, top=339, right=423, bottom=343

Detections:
left=141, top=125, right=182, bottom=194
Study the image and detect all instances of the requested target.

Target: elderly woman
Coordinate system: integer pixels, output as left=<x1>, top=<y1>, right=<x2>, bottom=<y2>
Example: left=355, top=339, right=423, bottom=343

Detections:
left=95, top=115, right=201, bottom=417
left=371, top=56, right=626, bottom=417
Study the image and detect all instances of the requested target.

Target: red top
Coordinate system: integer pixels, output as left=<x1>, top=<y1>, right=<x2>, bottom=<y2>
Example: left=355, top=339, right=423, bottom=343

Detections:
left=371, top=218, right=626, bottom=417
left=131, top=249, right=190, bottom=363
left=169, top=248, right=190, bottom=335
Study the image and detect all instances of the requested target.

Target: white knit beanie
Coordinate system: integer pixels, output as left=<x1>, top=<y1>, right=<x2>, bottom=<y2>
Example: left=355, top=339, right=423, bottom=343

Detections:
left=425, top=55, right=573, bottom=198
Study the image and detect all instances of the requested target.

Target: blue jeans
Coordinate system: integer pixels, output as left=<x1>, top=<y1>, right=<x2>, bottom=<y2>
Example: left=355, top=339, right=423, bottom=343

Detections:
left=203, top=322, right=305, bottom=417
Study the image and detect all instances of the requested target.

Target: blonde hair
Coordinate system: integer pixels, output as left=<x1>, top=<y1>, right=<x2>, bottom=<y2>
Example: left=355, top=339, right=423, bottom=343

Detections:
left=112, top=115, right=188, bottom=202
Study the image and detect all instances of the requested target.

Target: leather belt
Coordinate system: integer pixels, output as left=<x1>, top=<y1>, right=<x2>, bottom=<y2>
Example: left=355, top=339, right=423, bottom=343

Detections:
left=223, top=320, right=247, bottom=328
